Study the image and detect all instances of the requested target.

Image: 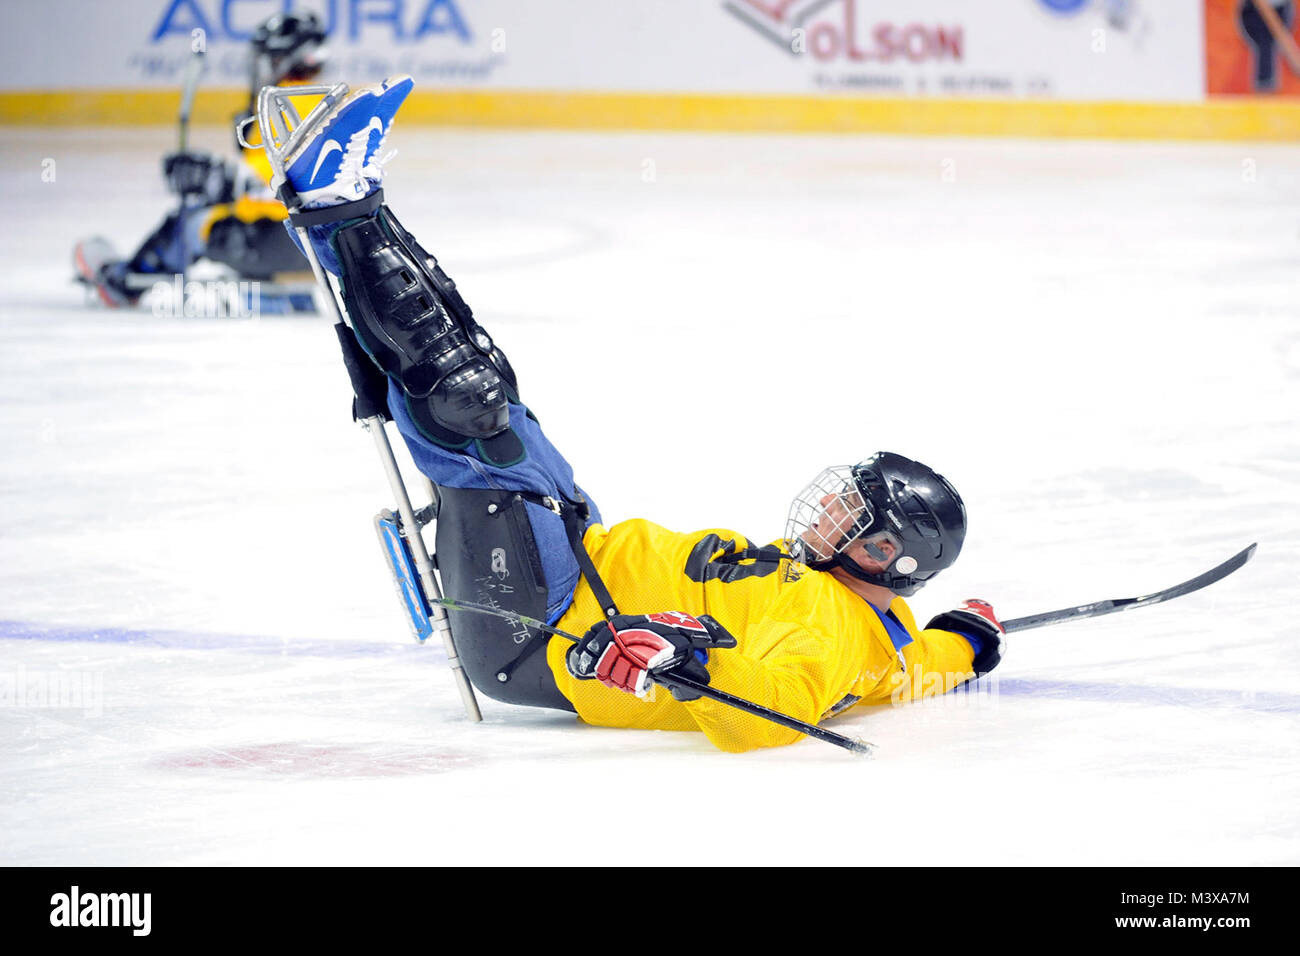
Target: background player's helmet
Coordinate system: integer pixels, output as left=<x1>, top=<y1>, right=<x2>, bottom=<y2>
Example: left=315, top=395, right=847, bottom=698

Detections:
left=249, top=12, right=328, bottom=90
left=785, top=451, right=966, bottom=596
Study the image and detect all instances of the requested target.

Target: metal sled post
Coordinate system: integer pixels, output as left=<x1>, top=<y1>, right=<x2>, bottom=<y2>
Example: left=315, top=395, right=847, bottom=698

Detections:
left=247, top=83, right=482, bottom=722
left=365, top=419, right=481, bottom=723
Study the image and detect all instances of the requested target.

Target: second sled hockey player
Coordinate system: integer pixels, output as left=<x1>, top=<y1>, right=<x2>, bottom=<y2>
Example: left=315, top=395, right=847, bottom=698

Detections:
left=75, top=13, right=328, bottom=312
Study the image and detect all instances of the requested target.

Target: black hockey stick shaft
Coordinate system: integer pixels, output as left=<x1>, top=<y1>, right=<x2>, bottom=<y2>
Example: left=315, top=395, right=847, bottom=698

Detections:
left=1001, top=543, right=1257, bottom=634
left=176, top=48, right=206, bottom=288
left=432, top=596, right=873, bottom=756
left=650, top=671, right=875, bottom=755
left=177, top=49, right=205, bottom=152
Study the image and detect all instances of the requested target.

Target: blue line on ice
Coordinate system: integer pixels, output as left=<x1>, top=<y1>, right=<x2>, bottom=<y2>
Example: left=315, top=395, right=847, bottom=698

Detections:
left=0, top=619, right=437, bottom=659
left=994, top=678, right=1300, bottom=715
left=3, top=619, right=1295, bottom=714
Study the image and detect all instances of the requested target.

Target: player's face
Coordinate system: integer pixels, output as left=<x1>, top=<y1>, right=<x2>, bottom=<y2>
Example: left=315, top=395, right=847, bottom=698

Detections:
left=802, top=490, right=868, bottom=561
left=803, top=491, right=900, bottom=572
left=785, top=465, right=894, bottom=570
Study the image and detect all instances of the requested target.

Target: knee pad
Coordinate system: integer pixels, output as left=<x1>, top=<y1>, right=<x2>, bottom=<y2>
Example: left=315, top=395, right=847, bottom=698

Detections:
left=378, top=209, right=520, bottom=400
left=205, top=216, right=308, bottom=279
left=332, top=207, right=515, bottom=439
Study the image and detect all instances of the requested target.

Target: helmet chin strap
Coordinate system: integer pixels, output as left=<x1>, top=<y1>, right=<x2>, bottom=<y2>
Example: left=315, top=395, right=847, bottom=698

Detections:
left=807, top=552, right=919, bottom=594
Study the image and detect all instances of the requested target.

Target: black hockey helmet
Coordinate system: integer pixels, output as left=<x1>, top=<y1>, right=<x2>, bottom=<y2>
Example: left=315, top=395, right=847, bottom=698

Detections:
left=249, top=12, right=328, bottom=89
left=785, top=451, right=966, bottom=596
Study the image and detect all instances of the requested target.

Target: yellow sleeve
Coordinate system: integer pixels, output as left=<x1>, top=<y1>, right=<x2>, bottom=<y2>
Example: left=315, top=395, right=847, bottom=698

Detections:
left=887, top=630, right=978, bottom=703
left=885, top=599, right=978, bottom=704
left=681, top=619, right=862, bottom=753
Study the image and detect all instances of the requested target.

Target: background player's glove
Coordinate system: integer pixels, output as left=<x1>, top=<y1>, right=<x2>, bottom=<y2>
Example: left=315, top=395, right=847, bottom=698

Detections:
left=926, top=599, right=1006, bottom=676
left=566, top=611, right=738, bottom=701
left=162, top=150, right=231, bottom=203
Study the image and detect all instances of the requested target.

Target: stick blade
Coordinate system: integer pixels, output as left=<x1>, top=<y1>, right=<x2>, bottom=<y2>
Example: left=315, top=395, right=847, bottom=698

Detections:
left=1129, top=542, right=1256, bottom=608
left=1002, top=543, right=1257, bottom=634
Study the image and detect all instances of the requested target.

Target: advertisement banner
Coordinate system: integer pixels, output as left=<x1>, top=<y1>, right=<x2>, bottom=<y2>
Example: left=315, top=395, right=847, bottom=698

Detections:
left=9, top=1, right=1298, bottom=139
left=0, top=0, right=1202, bottom=101
left=0, top=0, right=506, bottom=90
left=716, top=0, right=1201, bottom=101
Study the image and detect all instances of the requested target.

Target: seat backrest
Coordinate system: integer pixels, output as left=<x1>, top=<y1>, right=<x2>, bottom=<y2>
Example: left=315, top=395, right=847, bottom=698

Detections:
left=433, top=484, right=575, bottom=712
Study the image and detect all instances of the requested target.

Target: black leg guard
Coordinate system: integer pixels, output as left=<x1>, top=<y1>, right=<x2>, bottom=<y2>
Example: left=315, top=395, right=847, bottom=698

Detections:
left=381, top=210, right=521, bottom=401
left=331, top=207, right=519, bottom=444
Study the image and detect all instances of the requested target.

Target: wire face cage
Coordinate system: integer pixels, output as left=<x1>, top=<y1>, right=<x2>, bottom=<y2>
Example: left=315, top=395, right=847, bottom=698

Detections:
left=784, top=465, right=874, bottom=566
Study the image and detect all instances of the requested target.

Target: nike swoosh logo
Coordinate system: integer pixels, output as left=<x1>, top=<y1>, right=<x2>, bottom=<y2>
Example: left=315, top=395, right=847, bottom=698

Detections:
left=310, top=140, right=343, bottom=184
left=363, top=116, right=385, bottom=155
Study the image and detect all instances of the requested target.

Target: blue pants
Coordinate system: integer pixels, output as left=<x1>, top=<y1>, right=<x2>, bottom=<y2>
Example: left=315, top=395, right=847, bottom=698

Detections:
left=296, top=216, right=598, bottom=623
left=388, top=380, right=601, bottom=624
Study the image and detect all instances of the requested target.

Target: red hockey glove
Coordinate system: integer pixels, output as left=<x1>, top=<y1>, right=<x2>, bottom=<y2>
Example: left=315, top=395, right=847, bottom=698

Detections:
left=566, top=611, right=738, bottom=700
left=925, top=599, right=1006, bottom=676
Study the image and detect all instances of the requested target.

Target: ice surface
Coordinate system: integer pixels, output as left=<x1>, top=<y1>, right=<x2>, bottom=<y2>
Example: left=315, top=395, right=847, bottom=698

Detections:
left=1, top=125, right=1297, bottom=865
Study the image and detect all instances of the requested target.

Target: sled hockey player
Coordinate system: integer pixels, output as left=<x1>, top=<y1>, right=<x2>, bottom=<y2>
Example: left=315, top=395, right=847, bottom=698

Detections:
left=272, top=77, right=1007, bottom=752
left=74, top=12, right=328, bottom=312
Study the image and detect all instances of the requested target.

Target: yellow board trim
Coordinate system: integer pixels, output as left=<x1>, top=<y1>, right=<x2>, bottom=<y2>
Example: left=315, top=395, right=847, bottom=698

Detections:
left=4, top=87, right=1300, bottom=141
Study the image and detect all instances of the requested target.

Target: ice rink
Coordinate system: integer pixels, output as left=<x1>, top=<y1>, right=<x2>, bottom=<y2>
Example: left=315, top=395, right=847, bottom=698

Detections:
left=2, top=123, right=1297, bottom=865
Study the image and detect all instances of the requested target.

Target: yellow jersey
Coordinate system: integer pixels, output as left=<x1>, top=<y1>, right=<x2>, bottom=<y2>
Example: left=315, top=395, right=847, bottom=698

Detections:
left=545, top=519, right=978, bottom=752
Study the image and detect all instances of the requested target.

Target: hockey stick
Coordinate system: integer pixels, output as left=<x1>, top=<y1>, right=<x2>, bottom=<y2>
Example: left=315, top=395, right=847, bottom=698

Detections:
left=1002, top=543, right=1257, bottom=634
left=653, top=671, right=876, bottom=756
left=175, top=49, right=206, bottom=289
left=432, top=596, right=875, bottom=756
left=177, top=49, right=205, bottom=153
